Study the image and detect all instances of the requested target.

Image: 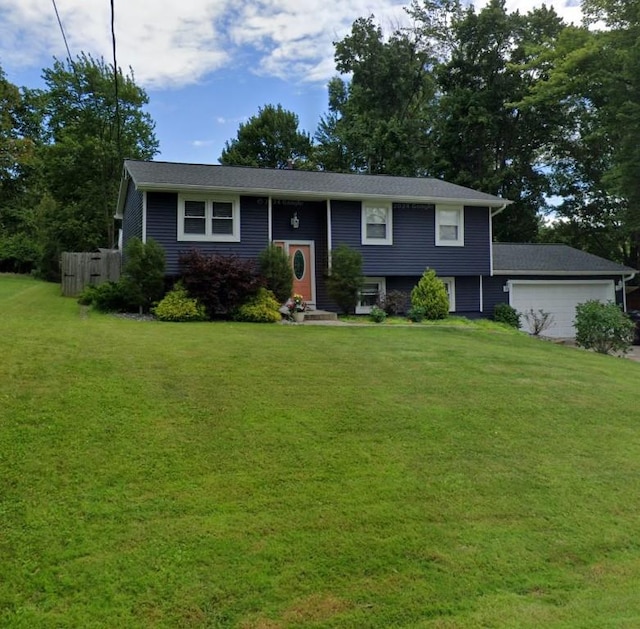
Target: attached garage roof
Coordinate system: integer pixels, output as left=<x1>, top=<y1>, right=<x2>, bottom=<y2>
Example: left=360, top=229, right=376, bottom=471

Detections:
left=493, top=243, right=636, bottom=275
left=121, top=159, right=510, bottom=207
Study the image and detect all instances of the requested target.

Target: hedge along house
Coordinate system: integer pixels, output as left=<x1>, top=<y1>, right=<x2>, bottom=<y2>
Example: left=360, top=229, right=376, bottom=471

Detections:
left=115, top=160, right=635, bottom=336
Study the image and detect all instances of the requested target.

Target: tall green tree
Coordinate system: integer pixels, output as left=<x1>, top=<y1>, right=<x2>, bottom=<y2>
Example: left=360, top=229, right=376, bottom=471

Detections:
left=220, top=104, right=314, bottom=169
left=318, top=1, right=566, bottom=242
left=315, top=12, right=443, bottom=175
left=0, top=66, right=41, bottom=272
left=515, top=0, right=640, bottom=266
left=35, top=53, right=158, bottom=278
left=425, top=0, right=566, bottom=242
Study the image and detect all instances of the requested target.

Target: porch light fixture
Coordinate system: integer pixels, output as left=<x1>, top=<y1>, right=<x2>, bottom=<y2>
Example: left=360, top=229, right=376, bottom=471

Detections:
left=290, top=212, right=300, bottom=229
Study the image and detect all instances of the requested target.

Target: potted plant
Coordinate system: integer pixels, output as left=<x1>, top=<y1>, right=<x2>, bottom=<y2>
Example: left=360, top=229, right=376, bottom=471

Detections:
left=287, top=293, right=307, bottom=322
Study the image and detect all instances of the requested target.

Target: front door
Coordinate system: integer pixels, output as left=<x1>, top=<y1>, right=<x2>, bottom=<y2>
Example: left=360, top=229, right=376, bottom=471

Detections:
left=274, top=241, right=315, bottom=306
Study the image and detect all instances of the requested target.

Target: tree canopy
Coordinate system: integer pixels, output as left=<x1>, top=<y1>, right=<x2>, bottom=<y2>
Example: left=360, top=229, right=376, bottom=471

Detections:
left=5, top=0, right=640, bottom=279
left=220, top=104, right=314, bottom=169
left=0, top=55, right=158, bottom=278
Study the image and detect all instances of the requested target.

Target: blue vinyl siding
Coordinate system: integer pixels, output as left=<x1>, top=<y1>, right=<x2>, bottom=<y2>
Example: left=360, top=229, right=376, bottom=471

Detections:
left=122, top=180, right=143, bottom=249
left=483, top=276, right=509, bottom=315
left=146, top=192, right=269, bottom=274
left=330, top=201, right=491, bottom=276
left=272, top=199, right=330, bottom=308
left=385, top=275, right=480, bottom=315
left=455, top=276, right=481, bottom=312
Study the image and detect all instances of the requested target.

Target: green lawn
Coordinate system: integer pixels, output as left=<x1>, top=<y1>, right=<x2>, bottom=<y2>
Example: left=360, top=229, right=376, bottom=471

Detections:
left=2, top=275, right=640, bottom=628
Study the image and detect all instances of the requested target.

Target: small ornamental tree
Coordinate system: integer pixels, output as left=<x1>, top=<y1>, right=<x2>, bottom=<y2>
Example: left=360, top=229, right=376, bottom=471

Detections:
left=410, top=269, right=449, bottom=320
left=327, top=244, right=364, bottom=314
left=522, top=308, right=554, bottom=336
left=258, top=244, right=293, bottom=302
left=121, top=237, right=166, bottom=313
left=574, top=300, right=634, bottom=355
left=179, top=250, right=262, bottom=318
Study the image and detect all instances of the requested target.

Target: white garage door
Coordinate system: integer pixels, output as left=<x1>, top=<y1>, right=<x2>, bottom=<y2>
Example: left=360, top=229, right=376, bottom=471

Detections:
left=510, top=280, right=616, bottom=338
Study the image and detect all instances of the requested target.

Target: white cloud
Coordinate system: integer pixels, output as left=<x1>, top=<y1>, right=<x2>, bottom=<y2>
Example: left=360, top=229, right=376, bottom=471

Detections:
left=0, top=0, right=584, bottom=89
left=191, top=140, right=215, bottom=148
left=216, top=116, right=247, bottom=125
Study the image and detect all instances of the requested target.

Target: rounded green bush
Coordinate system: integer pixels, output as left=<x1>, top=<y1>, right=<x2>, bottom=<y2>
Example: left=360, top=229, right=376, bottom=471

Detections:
left=493, top=302, right=521, bottom=329
left=575, top=300, right=634, bottom=354
left=152, top=285, right=207, bottom=322
left=80, top=281, right=135, bottom=312
left=233, top=288, right=282, bottom=323
left=407, top=306, right=426, bottom=322
left=369, top=305, right=387, bottom=323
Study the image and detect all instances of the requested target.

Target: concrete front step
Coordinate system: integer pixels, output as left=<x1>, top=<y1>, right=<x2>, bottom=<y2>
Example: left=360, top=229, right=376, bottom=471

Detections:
left=303, top=309, right=338, bottom=321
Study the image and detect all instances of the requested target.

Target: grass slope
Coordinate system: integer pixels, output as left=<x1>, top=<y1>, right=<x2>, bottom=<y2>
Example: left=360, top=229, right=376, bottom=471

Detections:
left=1, top=275, right=639, bottom=628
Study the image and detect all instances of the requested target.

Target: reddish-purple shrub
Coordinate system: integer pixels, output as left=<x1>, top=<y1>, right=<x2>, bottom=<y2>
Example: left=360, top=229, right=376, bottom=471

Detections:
left=179, top=250, right=263, bottom=318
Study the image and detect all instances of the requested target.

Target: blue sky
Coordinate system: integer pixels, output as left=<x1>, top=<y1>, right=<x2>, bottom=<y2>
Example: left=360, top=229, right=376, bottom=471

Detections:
left=0, top=0, right=583, bottom=165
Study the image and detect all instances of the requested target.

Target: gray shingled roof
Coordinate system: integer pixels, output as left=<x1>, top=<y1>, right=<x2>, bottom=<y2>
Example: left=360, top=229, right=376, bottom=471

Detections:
left=493, top=243, right=636, bottom=274
left=122, top=159, right=510, bottom=206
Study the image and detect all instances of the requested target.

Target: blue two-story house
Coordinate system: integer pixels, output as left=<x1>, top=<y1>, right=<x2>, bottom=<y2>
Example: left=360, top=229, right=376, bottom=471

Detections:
left=116, top=160, right=635, bottom=336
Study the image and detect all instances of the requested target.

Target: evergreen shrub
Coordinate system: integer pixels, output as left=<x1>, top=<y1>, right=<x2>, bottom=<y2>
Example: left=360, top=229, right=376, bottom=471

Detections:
left=410, top=269, right=449, bottom=320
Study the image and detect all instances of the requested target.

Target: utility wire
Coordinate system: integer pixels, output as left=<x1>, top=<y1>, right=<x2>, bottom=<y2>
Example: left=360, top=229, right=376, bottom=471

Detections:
left=51, top=0, right=74, bottom=63
left=110, top=0, right=121, bottom=153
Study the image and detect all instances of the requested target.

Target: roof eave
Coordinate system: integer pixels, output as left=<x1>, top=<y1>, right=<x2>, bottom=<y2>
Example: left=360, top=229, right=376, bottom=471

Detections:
left=133, top=182, right=509, bottom=207
left=494, top=269, right=635, bottom=276
left=115, top=164, right=132, bottom=219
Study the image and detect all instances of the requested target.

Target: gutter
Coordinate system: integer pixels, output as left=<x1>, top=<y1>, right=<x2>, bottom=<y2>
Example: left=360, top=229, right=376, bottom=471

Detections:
left=622, top=271, right=637, bottom=312
left=134, top=182, right=510, bottom=209
left=490, top=202, right=509, bottom=218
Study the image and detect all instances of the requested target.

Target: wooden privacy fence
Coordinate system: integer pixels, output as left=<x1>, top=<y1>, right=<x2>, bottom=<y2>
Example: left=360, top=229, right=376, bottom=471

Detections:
left=61, top=250, right=122, bottom=297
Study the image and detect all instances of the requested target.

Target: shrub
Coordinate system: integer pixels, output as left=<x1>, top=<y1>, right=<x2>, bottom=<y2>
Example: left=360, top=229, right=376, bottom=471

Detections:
left=121, top=237, right=166, bottom=313
left=258, top=244, right=293, bottom=303
left=79, top=281, right=135, bottom=312
left=77, top=284, right=98, bottom=306
left=377, top=289, right=409, bottom=315
left=0, top=233, right=40, bottom=274
left=179, top=250, right=262, bottom=319
left=152, top=284, right=207, bottom=322
left=369, top=305, right=387, bottom=323
left=233, top=288, right=282, bottom=323
left=522, top=309, right=554, bottom=336
left=410, top=269, right=449, bottom=320
left=493, top=303, right=521, bottom=329
left=574, top=300, right=634, bottom=355
left=407, top=306, right=426, bottom=322
left=326, top=244, right=364, bottom=314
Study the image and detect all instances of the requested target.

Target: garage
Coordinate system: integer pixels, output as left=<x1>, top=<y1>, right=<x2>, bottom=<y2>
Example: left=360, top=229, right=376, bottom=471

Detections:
left=509, top=280, right=615, bottom=338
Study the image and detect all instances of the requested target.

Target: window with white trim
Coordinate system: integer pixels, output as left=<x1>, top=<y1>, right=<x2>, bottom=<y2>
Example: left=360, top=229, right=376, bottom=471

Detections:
left=362, top=204, right=393, bottom=245
left=436, top=206, right=464, bottom=246
left=178, top=194, right=240, bottom=242
left=356, top=277, right=386, bottom=314
left=440, top=277, right=456, bottom=312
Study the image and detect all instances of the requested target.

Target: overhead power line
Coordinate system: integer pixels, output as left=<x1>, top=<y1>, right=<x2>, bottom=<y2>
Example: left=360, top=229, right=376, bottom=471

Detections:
left=51, top=0, right=74, bottom=63
left=111, top=0, right=122, bottom=154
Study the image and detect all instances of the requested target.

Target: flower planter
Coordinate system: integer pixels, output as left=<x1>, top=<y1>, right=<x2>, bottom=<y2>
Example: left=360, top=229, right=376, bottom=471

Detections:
left=293, top=311, right=305, bottom=323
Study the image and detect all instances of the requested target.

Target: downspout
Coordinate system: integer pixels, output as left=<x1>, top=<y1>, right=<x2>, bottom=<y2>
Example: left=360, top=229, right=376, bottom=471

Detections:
left=622, top=271, right=637, bottom=312
left=326, top=199, right=332, bottom=271
left=142, top=191, right=147, bottom=243
left=268, top=196, right=273, bottom=242
left=488, top=203, right=507, bottom=278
